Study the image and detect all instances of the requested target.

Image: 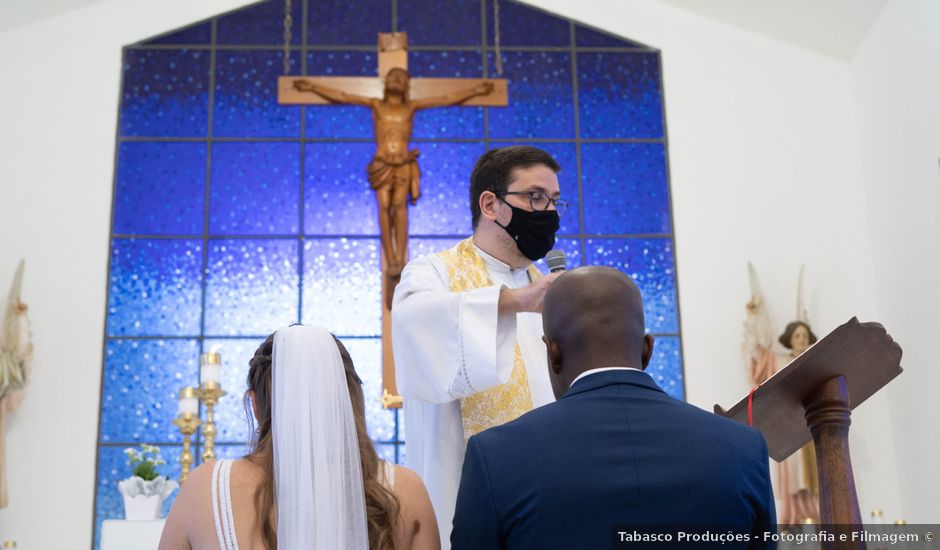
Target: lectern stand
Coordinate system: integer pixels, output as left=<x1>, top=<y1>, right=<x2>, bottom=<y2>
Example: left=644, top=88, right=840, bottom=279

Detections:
left=715, top=318, right=902, bottom=533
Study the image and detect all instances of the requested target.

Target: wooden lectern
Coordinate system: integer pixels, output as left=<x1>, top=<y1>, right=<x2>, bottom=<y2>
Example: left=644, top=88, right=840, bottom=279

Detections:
left=715, top=318, right=903, bottom=531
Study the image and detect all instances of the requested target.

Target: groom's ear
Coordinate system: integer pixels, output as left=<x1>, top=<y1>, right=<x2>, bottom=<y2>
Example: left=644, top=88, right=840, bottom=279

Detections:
left=543, top=335, right=562, bottom=374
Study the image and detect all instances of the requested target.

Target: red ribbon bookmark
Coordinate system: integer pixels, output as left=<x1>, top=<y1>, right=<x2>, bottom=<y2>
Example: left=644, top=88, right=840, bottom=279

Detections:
left=747, top=385, right=759, bottom=426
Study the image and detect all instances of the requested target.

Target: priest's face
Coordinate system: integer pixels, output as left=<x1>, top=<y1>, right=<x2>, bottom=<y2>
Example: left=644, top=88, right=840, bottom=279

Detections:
left=493, top=164, right=561, bottom=263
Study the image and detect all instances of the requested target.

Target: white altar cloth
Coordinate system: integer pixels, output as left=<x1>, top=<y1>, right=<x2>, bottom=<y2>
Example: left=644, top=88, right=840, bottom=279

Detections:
left=100, top=519, right=165, bottom=550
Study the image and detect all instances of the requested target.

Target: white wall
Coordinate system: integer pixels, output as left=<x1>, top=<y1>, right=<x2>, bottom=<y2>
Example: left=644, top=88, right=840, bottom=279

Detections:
left=0, top=0, right=933, bottom=546
left=851, top=0, right=940, bottom=522
left=0, top=1, right=247, bottom=547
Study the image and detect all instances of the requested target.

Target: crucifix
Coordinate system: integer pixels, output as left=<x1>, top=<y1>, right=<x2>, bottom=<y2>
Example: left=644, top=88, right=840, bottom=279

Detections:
left=278, top=32, right=508, bottom=408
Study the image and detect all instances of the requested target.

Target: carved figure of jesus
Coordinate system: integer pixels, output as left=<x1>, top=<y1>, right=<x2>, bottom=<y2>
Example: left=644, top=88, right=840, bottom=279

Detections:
left=294, top=69, right=493, bottom=277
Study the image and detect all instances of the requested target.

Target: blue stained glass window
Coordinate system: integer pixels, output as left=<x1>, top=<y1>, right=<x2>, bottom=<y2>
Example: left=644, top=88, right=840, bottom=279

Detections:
left=120, top=49, right=209, bottom=137
left=487, top=51, right=575, bottom=138
left=575, top=25, right=647, bottom=48
left=486, top=0, right=569, bottom=47
left=203, top=338, right=262, bottom=444
left=308, top=0, right=391, bottom=45
left=409, top=50, right=485, bottom=139
left=204, top=239, right=299, bottom=336
left=144, top=22, right=211, bottom=45
left=408, top=237, right=463, bottom=261
left=398, top=0, right=481, bottom=45
left=306, top=51, right=377, bottom=139
left=578, top=51, right=664, bottom=139
left=211, top=444, right=252, bottom=461
left=94, top=445, right=182, bottom=549
left=217, top=0, right=303, bottom=45
left=646, top=335, right=684, bottom=400
left=214, top=50, right=300, bottom=138
left=585, top=238, right=678, bottom=333
left=304, top=142, right=378, bottom=235
left=408, top=142, right=484, bottom=235
left=210, top=142, right=301, bottom=235
left=114, top=142, right=206, bottom=235
left=489, top=141, right=579, bottom=234
left=581, top=143, right=671, bottom=235
left=398, top=443, right=407, bottom=464
left=100, top=339, right=200, bottom=443
left=107, top=239, right=203, bottom=336
left=339, top=338, right=397, bottom=442
left=302, top=238, right=381, bottom=336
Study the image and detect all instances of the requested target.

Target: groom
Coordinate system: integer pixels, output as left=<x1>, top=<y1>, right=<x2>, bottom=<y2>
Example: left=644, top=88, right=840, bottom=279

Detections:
left=451, top=267, right=775, bottom=548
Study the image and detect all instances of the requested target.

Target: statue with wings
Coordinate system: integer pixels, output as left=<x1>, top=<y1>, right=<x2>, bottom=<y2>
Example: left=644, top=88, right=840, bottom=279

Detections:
left=0, top=260, right=33, bottom=508
left=743, top=262, right=820, bottom=524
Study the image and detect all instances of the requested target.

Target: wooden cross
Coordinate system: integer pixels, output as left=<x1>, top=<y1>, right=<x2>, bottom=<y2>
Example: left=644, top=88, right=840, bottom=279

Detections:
left=278, top=33, right=507, bottom=107
left=278, top=33, right=508, bottom=409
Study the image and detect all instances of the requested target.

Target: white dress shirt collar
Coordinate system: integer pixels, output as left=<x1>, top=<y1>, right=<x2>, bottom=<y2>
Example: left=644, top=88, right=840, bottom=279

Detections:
left=570, top=366, right=644, bottom=387
left=473, top=242, right=530, bottom=276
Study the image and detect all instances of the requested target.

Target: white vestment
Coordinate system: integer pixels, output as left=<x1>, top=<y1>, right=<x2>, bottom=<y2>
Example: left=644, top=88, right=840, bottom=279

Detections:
left=391, top=244, right=554, bottom=548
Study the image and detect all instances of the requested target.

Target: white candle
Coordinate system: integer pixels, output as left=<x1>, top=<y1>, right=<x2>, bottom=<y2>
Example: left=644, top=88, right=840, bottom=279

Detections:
left=178, top=387, right=198, bottom=416
left=200, top=351, right=222, bottom=386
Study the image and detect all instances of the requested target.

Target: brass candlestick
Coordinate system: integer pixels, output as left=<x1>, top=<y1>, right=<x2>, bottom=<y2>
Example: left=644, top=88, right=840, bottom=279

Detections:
left=172, top=413, right=202, bottom=484
left=196, top=383, right=226, bottom=462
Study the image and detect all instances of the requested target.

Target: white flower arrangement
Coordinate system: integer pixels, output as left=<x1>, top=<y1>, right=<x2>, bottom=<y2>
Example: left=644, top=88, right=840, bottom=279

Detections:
left=118, top=444, right=178, bottom=501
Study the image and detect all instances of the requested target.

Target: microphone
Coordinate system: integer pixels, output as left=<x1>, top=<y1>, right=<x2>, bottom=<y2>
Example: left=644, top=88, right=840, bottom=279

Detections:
left=545, top=249, right=567, bottom=273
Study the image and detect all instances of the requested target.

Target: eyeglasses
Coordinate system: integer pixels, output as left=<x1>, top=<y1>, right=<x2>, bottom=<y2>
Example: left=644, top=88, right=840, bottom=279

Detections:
left=494, top=191, right=568, bottom=217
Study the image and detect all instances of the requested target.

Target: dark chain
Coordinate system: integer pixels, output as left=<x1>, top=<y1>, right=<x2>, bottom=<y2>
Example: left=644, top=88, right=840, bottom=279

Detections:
left=283, top=0, right=293, bottom=75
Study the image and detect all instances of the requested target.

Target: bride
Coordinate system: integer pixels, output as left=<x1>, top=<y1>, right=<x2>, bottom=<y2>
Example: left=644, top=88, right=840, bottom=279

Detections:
left=159, top=325, right=440, bottom=549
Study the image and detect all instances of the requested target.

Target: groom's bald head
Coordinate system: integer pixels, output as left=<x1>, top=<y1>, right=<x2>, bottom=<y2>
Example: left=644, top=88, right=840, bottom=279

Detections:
left=542, top=266, right=653, bottom=399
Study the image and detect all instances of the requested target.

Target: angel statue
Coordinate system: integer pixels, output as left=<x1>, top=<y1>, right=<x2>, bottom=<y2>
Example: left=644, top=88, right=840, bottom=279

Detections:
left=743, top=262, right=820, bottom=524
left=0, top=260, right=33, bottom=508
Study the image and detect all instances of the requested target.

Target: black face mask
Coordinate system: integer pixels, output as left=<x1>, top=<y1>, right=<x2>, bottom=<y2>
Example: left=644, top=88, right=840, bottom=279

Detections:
left=496, top=203, right=560, bottom=261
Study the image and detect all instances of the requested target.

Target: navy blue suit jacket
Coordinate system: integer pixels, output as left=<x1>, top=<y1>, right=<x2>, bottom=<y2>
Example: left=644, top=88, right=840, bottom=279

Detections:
left=451, top=369, right=775, bottom=549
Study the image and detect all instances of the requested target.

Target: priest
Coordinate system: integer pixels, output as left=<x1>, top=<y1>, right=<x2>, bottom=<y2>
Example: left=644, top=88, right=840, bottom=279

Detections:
left=392, top=145, right=567, bottom=546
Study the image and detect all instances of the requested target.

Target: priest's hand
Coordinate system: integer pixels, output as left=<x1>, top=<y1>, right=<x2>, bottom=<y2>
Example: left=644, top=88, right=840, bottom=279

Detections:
left=498, top=271, right=564, bottom=315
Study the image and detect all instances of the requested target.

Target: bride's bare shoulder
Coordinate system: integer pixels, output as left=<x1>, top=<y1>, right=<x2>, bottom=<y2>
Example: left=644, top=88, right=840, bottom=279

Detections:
left=390, top=466, right=440, bottom=550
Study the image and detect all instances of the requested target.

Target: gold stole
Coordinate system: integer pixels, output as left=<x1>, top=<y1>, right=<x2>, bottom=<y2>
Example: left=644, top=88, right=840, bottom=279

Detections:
left=438, top=238, right=538, bottom=441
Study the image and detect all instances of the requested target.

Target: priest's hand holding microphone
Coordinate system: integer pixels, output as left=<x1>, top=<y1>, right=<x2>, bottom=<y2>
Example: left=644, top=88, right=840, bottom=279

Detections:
left=498, top=249, right=567, bottom=314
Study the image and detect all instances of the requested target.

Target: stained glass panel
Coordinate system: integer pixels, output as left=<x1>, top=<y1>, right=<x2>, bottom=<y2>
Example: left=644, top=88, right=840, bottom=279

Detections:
left=204, top=239, right=299, bottom=336
left=578, top=51, right=664, bottom=139
left=398, top=0, right=481, bottom=46
left=210, top=142, right=301, bottom=235
left=487, top=51, right=574, bottom=138
left=106, top=239, right=203, bottom=336
left=302, top=238, right=382, bottom=336
left=308, top=0, right=391, bottom=45
left=100, top=339, right=200, bottom=443
left=113, top=142, right=206, bottom=235
left=214, top=50, right=301, bottom=137
left=304, top=142, right=378, bottom=235
left=120, top=49, right=209, bottom=137
left=581, top=143, right=671, bottom=235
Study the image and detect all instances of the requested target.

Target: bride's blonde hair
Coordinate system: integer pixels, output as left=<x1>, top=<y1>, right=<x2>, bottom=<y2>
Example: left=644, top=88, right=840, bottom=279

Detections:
left=245, top=332, right=401, bottom=549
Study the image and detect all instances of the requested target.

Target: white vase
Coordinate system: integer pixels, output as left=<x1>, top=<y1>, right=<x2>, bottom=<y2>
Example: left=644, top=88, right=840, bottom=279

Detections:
left=121, top=493, right=165, bottom=520
left=117, top=476, right=179, bottom=520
